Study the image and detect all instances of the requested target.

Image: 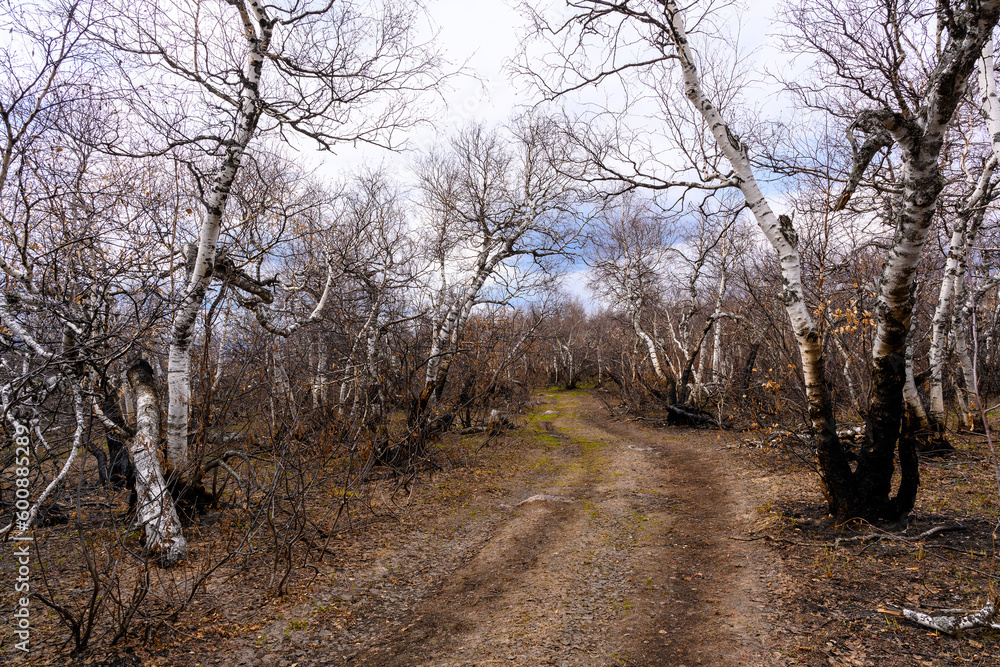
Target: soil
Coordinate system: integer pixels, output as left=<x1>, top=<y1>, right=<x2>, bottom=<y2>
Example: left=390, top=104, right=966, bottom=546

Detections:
left=161, top=390, right=778, bottom=666
left=7, top=389, right=1000, bottom=666
left=331, top=390, right=775, bottom=667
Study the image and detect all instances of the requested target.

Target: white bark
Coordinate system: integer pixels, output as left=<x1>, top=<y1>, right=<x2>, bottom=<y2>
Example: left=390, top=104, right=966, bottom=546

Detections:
left=419, top=120, right=580, bottom=405
left=694, top=337, right=706, bottom=396
left=311, top=342, right=328, bottom=409
left=706, top=237, right=730, bottom=392
left=929, top=42, right=1000, bottom=423
left=338, top=376, right=350, bottom=416
left=424, top=251, right=502, bottom=393
left=710, top=265, right=727, bottom=383
left=901, top=600, right=1000, bottom=635
left=632, top=307, right=669, bottom=383
left=166, top=0, right=271, bottom=474
left=929, top=219, right=969, bottom=424
left=129, top=361, right=188, bottom=565
left=212, top=306, right=231, bottom=393
left=954, top=284, right=981, bottom=427
left=980, top=39, right=1000, bottom=158
left=903, top=321, right=932, bottom=430
left=249, top=265, right=336, bottom=338
left=665, top=1, right=826, bottom=428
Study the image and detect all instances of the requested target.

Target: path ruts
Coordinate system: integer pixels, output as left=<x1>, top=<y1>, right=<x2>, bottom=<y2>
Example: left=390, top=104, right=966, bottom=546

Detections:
left=338, top=392, right=771, bottom=666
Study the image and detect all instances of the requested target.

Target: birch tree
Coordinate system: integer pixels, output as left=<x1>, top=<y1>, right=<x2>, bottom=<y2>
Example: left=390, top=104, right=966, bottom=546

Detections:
left=522, top=0, right=1000, bottom=521
left=588, top=194, right=676, bottom=393
left=926, top=39, right=1000, bottom=432
left=322, top=170, right=418, bottom=429
left=662, top=202, right=741, bottom=405
left=413, top=117, right=584, bottom=427
left=85, top=0, right=445, bottom=480
left=0, top=0, right=191, bottom=563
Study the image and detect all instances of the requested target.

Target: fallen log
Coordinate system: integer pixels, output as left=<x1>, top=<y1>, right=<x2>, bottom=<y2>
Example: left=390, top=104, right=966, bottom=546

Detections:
left=663, top=403, right=723, bottom=428
left=879, top=599, right=1000, bottom=636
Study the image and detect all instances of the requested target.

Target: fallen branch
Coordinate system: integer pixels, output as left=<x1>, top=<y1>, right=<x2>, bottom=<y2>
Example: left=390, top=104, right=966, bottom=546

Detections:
left=662, top=403, right=723, bottom=428
left=879, top=599, right=1000, bottom=636
left=834, top=523, right=965, bottom=547
left=500, top=494, right=574, bottom=508
left=727, top=524, right=965, bottom=549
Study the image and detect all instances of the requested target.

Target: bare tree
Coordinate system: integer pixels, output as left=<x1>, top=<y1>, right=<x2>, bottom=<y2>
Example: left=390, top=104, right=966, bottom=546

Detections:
left=413, top=116, right=586, bottom=430
left=521, top=0, right=1000, bottom=521
left=588, top=194, right=676, bottom=392
left=80, top=0, right=446, bottom=479
left=0, top=0, right=195, bottom=563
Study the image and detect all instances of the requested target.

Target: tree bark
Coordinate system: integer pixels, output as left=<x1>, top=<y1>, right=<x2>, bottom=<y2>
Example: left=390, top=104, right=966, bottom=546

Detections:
left=632, top=307, right=669, bottom=384
left=128, top=360, right=188, bottom=565
left=165, top=0, right=271, bottom=477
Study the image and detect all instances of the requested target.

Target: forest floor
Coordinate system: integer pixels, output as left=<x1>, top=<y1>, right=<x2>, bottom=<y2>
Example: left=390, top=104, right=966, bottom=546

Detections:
left=10, top=389, right=1000, bottom=666
left=180, top=388, right=776, bottom=666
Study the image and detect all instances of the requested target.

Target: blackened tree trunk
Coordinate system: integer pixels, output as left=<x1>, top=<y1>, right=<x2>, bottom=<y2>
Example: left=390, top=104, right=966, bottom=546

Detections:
left=101, top=380, right=136, bottom=490
left=845, top=3, right=1000, bottom=519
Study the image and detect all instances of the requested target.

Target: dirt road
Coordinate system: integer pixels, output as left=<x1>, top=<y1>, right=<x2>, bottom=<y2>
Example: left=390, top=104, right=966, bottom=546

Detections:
left=233, top=391, right=776, bottom=666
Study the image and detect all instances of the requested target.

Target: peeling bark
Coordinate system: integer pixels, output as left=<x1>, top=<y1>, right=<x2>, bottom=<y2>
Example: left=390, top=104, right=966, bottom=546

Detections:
left=899, top=600, right=1000, bottom=635
left=128, top=360, right=188, bottom=565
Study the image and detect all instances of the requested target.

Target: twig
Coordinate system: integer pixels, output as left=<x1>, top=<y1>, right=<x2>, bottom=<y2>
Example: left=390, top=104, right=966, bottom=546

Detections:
left=728, top=524, right=965, bottom=549
left=834, top=523, right=965, bottom=547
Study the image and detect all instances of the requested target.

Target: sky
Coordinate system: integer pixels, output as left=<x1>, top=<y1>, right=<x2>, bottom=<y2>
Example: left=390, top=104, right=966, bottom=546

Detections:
left=318, top=0, right=528, bottom=177
left=312, top=0, right=786, bottom=310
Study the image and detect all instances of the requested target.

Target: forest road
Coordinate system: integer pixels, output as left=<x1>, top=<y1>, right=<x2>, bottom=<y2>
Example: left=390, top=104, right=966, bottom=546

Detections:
left=330, top=392, right=775, bottom=667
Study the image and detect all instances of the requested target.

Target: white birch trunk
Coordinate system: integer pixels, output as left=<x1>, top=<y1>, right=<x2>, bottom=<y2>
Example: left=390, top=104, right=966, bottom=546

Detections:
left=710, top=316, right=724, bottom=383
left=928, top=42, right=1000, bottom=424
left=561, top=340, right=574, bottom=385
left=128, top=361, right=188, bottom=565
left=665, top=1, right=826, bottom=430
left=903, top=320, right=932, bottom=431
left=902, top=600, right=1000, bottom=635
left=423, top=239, right=517, bottom=401
left=166, top=1, right=271, bottom=475
left=212, top=306, right=231, bottom=393
left=711, top=236, right=729, bottom=383
left=633, top=309, right=669, bottom=383
left=694, top=328, right=708, bottom=397
left=954, top=286, right=981, bottom=428
left=929, top=221, right=967, bottom=424
left=338, top=375, right=350, bottom=416
left=831, top=335, right=860, bottom=413
left=312, top=343, right=328, bottom=409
